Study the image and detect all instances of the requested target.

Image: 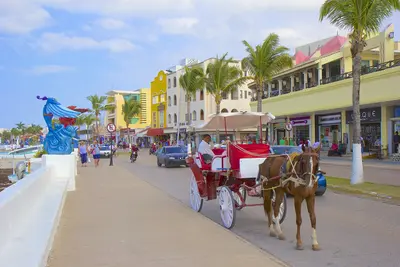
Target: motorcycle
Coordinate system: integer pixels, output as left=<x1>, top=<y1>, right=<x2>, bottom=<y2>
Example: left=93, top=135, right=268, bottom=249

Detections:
left=149, top=147, right=156, bottom=155
left=130, top=151, right=138, bottom=163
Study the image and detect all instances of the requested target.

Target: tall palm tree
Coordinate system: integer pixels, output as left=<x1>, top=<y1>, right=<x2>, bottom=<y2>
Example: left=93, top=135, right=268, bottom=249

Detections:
left=205, top=53, right=248, bottom=114
left=121, top=98, right=142, bottom=145
left=83, top=114, right=97, bottom=141
left=10, top=128, right=20, bottom=142
left=320, top=0, right=400, bottom=184
left=179, top=65, right=205, bottom=133
left=242, top=33, right=293, bottom=112
left=87, top=94, right=107, bottom=140
left=205, top=53, right=249, bottom=143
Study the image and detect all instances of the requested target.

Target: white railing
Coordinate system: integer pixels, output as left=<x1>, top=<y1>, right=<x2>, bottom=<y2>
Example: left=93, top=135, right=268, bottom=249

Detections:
left=0, top=153, right=77, bottom=267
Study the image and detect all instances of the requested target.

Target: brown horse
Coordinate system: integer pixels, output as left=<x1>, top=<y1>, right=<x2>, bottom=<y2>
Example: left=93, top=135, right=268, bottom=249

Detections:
left=259, top=146, right=320, bottom=250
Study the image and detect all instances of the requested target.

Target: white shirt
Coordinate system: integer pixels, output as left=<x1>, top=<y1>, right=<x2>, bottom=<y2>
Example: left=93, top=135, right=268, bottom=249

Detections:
left=313, top=141, right=320, bottom=149
left=198, top=140, right=215, bottom=156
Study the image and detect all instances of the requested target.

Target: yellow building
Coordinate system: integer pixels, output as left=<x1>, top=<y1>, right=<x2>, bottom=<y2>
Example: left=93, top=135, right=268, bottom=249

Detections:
left=150, top=71, right=167, bottom=131
left=250, top=24, right=400, bottom=155
left=104, top=89, right=151, bottom=141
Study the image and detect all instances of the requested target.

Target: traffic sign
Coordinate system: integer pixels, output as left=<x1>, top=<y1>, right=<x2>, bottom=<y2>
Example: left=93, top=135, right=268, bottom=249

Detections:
left=107, top=123, right=116, bottom=133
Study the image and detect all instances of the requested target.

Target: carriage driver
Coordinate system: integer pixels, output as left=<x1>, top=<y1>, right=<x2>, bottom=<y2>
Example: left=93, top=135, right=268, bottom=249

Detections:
left=198, top=134, right=215, bottom=164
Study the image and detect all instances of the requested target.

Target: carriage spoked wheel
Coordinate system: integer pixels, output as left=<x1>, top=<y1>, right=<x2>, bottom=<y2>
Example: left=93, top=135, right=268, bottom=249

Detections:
left=219, top=186, right=236, bottom=229
left=189, top=174, right=203, bottom=212
left=233, top=186, right=247, bottom=211
left=270, top=189, right=287, bottom=225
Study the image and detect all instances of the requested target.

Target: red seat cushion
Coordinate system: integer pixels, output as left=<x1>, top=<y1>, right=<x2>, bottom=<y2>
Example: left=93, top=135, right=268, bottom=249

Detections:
left=228, top=144, right=270, bottom=170
left=212, top=148, right=225, bottom=155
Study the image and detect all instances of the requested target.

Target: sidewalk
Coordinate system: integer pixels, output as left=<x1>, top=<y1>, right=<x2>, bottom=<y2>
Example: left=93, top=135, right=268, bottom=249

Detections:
left=47, top=165, right=286, bottom=267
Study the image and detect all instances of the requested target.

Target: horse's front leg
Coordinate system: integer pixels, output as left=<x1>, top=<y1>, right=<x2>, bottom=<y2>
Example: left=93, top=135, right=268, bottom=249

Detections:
left=306, top=195, right=320, bottom=251
left=273, top=188, right=285, bottom=240
left=294, top=195, right=304, bottom=250
left=263, top=187, right=276, bottom=237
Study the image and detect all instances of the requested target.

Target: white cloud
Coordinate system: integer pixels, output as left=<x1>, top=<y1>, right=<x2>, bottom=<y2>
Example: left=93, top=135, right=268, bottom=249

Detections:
left=0, top=1, right=51, bottom=34
left=157, top=17, right=198, bottom=35
left=27, top=65, right=74, bottom=75
left=37, top=33, right=135, bottom=52
left=94, top=18, right=126, bottom=30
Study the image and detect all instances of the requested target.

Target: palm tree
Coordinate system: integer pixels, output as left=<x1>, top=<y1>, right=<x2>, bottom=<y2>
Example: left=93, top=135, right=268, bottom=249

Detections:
left=205, top=53, right=249, bottom=143
left=87, top=94, right=107, bottom=139
left=16, top=122, right=26, bottom=135
left=205, top=53, right=248, bottom=114
left=10, top=128, right=20, bottom=143
left=75, top=115, right=86, bottom=137
left=179, top=65, right=205, bottom=132
left=83, top=114, right=96, bottom=141
left=320, top=0, right=400, bottom=184
left=121, top=97, right=142, bottom=145
left=242, top=33, right=293, bottom=112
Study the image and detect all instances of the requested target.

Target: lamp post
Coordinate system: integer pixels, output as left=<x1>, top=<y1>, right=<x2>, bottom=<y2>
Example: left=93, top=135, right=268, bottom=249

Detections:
left=107, top=123, right=116, bottom=166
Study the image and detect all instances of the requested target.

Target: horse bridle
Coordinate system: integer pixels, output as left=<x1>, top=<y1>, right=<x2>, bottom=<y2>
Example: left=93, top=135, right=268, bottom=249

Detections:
left=296, top=152, right=319, bottom=182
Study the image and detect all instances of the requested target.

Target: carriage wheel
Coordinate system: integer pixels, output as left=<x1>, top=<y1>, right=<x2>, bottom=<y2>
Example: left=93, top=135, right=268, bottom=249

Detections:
left=233, top=186, right=246, bottom=210
left=189, top=174, right=203, bottom=212
left=271, top=190, right=287, bottom=224
left=219, top=186, right=236, bottom=229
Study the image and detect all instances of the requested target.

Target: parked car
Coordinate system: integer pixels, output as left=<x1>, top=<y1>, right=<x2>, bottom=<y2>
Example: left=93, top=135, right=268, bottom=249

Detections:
left=270, top=145, right=327, bottom=196
left=157, top=146, right=188, bottom=168
left=99, top=146, right=111, bottom=158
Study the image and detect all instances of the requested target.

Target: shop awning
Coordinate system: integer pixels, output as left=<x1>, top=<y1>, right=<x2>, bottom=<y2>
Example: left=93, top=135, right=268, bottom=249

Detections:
left=146, top=128, right=164, bottom=136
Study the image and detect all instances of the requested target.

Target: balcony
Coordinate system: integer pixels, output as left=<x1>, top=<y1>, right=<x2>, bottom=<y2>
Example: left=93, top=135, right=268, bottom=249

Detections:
left=251, top=58, right=400, bottom=102
left=320, top=58, right=400, bottom=85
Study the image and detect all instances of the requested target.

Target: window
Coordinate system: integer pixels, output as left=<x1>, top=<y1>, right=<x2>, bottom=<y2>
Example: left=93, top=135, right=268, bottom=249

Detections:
left=160, top=94, right=165, bottom=102
left=192, top=111, right=197, bottom=121
left=192, top=92, right=196, bottom=101
left=222, top=92, right=228, bottom=100
left=152, top=96, right=158, bottom=104
left=231, top=109, right=238, bottom=112
left=159, top=111, right=164, bottom=128
left=240, top=90, right=243, bottom=99
left=168, top=78, right=171, bottom=88
left=174, top=113, right=177, bottom=123
left=174, top=95, right=177, bottom=105
left=231, top=89, right=238, bottom=100
left=168, top=96, right=171, bottom=106
left=245, top=91, right=247, bottom=99
left=173, top=77, right=177, bottom=87
left=221, top=108, right=228, bottom=113
left=200, top=90, right=204, bottom=100
left=168, top=114, right=171, bottom=123
left=361, top=60, right=370, bottom=67
left=152, top=112, right=157, bottom=127
left=200, top=109, right=204, bottom=120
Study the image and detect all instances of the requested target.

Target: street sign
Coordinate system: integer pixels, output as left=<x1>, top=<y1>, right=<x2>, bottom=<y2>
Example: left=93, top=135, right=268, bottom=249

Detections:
left=107, top=123, right=116, bottom=133
left=285, top=122, right=293, bottom=132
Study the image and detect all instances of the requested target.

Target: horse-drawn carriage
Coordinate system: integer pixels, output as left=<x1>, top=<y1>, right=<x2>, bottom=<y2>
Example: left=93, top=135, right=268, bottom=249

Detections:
left=186, top=111, right=322, bottom=251
left=186, top=111, right=286, bottom=229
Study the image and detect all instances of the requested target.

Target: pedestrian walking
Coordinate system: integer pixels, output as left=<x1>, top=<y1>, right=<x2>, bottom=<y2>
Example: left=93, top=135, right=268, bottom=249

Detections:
left=91, top=140, right=101, bottom=167
left=79, top=141, right=88, bottom=167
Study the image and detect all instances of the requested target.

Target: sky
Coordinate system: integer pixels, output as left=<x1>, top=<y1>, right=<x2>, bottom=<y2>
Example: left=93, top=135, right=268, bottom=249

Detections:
left=0, top=0, right=399, bottom=129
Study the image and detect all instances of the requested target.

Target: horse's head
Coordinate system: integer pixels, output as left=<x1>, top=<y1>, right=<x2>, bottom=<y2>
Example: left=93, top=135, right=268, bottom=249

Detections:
left=295, top=145, right=320, bottom=187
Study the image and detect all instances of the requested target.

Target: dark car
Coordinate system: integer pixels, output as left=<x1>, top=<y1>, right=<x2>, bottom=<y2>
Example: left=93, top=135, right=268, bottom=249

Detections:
left=270, top=145, right=327, bottom=196
left=157, top=146, right=188, bottom=168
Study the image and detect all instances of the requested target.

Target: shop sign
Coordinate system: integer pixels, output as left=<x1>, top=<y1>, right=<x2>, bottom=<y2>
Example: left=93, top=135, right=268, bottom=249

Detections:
left=290, top=119, right=310, bottom=126
left=318, top=114, right=341, bottom=125
left=346, top=107, right=381, bottom=124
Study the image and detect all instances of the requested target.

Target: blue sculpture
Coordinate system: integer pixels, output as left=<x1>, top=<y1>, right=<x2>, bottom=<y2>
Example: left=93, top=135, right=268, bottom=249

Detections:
left=37, top=96, right=80, bottom=155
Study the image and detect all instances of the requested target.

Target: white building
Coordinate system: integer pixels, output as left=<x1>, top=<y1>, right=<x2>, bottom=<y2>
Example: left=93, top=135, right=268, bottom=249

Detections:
left=165, top=58, right=254, bottom=144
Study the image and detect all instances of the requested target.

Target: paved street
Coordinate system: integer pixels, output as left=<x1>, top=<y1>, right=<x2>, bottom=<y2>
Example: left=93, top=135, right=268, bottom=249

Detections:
left=48, top=162, right=285, bottom=267
left=320, top=158, right=400, bottom=186
left=118, top=154, right=400, bottom=267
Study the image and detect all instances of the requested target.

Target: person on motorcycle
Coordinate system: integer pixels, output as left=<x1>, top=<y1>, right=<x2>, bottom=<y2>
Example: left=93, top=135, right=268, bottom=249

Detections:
left=130, top=144, right=139, bottom=160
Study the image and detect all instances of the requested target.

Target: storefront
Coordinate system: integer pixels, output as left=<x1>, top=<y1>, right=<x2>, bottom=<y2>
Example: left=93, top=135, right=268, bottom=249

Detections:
left=346, top=107, right=381, bottom=152
left=315, top=113, right=342, bottom=150
left=391, top=106, right=400, bottom=153
left=290, top=116, right=311, bottom=145
left=272, top=119, right=286, bottom=144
